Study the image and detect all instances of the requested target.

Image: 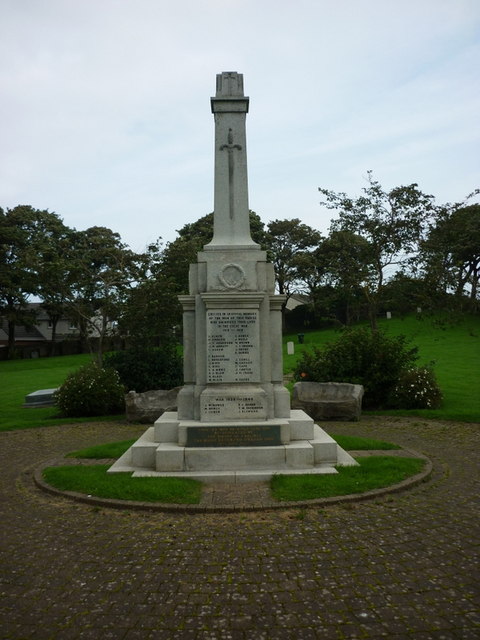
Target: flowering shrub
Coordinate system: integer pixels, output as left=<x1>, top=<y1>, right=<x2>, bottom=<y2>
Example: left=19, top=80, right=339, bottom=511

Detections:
left=388, top=367, right=442, bottom=409
left=293, top=327, right=418, bottom=408
left=54, top=362, right=125, bottom=417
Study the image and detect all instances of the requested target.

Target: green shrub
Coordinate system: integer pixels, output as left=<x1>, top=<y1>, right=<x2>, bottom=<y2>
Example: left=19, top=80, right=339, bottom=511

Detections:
left=388, top=367, right=443, bottom=409
left=54, top=362, right=125, bottom=417
left=103, top=346, right=183, bottom=393
left=293, top=327, right=418, bottom=408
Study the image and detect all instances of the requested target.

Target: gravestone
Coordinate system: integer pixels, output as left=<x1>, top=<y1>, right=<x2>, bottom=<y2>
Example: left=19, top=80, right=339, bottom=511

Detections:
left=109, top=72, right=356, bottom=482
left=24, top=388, right=57, bottom=408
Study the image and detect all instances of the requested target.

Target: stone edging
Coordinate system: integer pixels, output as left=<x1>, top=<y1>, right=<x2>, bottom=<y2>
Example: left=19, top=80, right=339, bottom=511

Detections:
left=33, top=447, right=433, bottom=514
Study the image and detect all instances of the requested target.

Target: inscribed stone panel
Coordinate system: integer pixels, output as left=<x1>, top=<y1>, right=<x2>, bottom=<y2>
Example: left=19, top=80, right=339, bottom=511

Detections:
left=206, top=310, right=260, bottom=383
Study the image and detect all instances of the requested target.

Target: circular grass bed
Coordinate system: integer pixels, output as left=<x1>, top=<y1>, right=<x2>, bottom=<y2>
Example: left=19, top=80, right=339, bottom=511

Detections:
left=40, top=434, right=427, bottom=507
left=42, top=465, right=202, bottom=504
left=270, top=456, right=426, bottom=502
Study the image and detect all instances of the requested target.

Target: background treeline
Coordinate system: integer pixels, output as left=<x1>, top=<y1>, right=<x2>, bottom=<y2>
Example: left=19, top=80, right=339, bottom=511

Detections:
left=1, top=172, right=479, bottom=360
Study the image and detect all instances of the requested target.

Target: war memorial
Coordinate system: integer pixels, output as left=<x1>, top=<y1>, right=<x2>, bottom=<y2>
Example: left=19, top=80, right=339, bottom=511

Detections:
left=109, top=72, right=356, bottom=482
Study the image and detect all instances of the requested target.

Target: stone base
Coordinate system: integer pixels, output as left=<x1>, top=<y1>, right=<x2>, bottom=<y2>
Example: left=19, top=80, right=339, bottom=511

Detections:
left=108, top=409, right=357, bottom=483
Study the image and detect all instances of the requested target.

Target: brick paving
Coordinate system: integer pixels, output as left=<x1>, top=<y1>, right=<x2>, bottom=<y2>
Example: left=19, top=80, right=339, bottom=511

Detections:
left=0, top=416, right=479, bottom=639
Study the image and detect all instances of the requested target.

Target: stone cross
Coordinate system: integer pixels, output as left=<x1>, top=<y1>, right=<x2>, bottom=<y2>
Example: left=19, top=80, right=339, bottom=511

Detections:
left=220, top=128, right=242, bottom=220
left=206, top=72, right=259, bottom=250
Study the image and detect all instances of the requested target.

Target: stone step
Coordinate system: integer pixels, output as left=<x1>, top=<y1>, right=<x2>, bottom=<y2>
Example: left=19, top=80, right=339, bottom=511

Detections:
left=155, top=441, right=325, bottom=473
left=132, top=465, right=338, bottom=484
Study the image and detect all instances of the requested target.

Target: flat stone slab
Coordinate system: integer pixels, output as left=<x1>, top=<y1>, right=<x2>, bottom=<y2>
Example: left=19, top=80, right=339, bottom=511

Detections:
left=23, top=388, right=57, bottom=408
left=292, top=381, right=364, bottom=421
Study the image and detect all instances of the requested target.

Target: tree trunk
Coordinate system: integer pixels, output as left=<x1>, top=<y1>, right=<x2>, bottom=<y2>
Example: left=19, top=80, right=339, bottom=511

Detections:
left=363, top=286, right=378, bottom=331
left=7, top=320, right=16, bottom=360
left=49, top=318, right=59, bottom=357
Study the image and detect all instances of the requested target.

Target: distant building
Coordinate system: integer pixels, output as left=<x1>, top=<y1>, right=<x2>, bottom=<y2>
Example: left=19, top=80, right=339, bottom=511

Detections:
left=285, top=294, right=310, bottom=310
left=0, top=303, right=79, bottom=359
left=0, top=303, right=121, bottom=359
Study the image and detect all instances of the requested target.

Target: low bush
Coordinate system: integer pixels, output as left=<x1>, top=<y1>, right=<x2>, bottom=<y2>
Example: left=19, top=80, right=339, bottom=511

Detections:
left=388, top=367, right=443, bottom=409
left=104, top=345, right=183, bottom=393
left=293, top=327, right=418, bottom=408
left=54, top=362, right=125, bottom=417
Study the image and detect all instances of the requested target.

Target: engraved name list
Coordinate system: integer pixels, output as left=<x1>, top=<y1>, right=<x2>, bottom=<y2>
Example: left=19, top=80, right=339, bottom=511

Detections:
left=206, top=310, right=260, bottom=383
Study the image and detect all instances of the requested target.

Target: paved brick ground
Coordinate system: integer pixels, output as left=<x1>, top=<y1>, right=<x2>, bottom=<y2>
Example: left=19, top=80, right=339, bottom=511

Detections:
left=0, top=416, right=479, bottom=639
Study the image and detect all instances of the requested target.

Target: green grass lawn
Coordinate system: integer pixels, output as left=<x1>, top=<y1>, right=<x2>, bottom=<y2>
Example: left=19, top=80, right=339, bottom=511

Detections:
left=283, top=313, right=480, bottom=422
left=46, top=435, right=417, bottom=504
left=67, top=439, right=137, bottom=459
left=42, top=457, right=421, bottom=505
left=42, top=465, right=202, bottom=504
left=1, top=313, right=478, bottom=431
left=270, top=456, right=426, bottom=501
left=0, top=353, right=123, bottom=431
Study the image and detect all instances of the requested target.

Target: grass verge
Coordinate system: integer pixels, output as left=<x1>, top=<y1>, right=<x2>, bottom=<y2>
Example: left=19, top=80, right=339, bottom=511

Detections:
left=332, top=434, right=400, bottom=450
left=67, top=439, right=137, bottom=459
left=270, top=456, right=426, bottom=502
left=51, top=435, right=413, bottom=505
left=42, top=465, right=202, bottom=504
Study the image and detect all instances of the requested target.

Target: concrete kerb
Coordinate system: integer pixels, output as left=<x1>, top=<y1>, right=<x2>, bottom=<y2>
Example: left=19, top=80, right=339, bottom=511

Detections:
left=33, top=447, right=433, bottom=514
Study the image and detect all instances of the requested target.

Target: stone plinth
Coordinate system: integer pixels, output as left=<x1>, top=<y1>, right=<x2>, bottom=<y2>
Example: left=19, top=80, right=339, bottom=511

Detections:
left=110, top=408, right=357, bottom=482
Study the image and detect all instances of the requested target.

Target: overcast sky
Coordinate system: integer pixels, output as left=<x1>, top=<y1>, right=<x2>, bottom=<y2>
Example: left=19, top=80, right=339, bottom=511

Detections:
left=1, top=0, right=479, bottom=252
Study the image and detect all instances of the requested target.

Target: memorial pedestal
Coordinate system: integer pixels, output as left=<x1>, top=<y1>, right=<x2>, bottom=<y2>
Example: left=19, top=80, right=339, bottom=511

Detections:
left=109, top=409, right=357, bottom=482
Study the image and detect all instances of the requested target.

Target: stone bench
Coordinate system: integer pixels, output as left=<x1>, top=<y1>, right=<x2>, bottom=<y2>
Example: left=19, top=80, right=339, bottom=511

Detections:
left=291, top=382, right=364, bottom=421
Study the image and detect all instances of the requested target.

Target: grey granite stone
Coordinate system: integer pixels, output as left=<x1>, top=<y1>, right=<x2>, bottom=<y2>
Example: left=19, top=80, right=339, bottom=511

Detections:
left=292, top=381, right=364, bottom=421
left=125, top=388, right=181, bottom=424
left=23, top=388, right=57, bottom=408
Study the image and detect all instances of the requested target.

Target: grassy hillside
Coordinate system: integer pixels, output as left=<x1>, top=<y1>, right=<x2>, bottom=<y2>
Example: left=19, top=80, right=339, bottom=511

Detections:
left=1, top=313, right=478, bottom=430
left=283, top=314, right=480, bottom=422
left=0, top=353, right=121, bottom=431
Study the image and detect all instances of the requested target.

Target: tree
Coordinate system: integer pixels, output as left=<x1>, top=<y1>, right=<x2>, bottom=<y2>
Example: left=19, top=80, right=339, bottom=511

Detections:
left=264, top=219, right=322, bottom=327
left=417, top=203, right=480, bottom=310
left=118, top=240, right=182, bottom=348
left=314, top=231, right=376, bottom=325
left=319, top=171, right=435, bottom=329
left=378, top=273, right=426, bottom=316
left=35, top=223, right=77, bottom=355
left=60, top=226, right=143, bottom=363
left=0, top=205, right=68, bottom=358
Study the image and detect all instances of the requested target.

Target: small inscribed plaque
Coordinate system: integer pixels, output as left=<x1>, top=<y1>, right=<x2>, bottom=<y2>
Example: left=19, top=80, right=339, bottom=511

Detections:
left=201, top=393, right=266, bottom=421
left=186, top=424, right=282, bottom=448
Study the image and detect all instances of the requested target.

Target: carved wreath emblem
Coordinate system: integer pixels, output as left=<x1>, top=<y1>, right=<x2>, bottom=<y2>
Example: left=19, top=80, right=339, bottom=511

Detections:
left=218, top=263, right=246, bottom=290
